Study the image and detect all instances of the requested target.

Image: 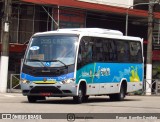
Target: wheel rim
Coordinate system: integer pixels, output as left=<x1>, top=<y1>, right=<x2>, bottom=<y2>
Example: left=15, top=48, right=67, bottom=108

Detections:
left=78, top=88, right=83, bottom=100
left=120, top=87, right=125, bottom=99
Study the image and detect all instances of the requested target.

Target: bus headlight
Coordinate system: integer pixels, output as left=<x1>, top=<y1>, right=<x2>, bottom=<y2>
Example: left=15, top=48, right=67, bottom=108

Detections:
left=20, top=79, right=30, bottom=84
left=61, top=78, right=75, bottom=84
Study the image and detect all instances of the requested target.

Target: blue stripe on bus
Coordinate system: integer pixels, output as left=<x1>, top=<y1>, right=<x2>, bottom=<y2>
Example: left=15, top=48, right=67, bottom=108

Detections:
left=20, top=72, right=74, bottom=82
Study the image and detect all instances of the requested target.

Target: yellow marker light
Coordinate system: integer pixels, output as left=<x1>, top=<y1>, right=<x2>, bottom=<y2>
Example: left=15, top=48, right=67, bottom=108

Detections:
left=33, top=81, right=57, bottom=84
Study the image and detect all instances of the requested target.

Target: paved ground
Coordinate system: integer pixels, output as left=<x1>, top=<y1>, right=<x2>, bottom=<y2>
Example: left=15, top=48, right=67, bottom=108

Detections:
left=0, top=93, right=160, bottom=122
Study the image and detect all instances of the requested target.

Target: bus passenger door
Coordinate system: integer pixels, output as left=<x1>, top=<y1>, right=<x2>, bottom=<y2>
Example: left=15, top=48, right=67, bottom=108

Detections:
left=93, top=63, right=111, bottom=94
left=77, top=37, right=100, bottom=95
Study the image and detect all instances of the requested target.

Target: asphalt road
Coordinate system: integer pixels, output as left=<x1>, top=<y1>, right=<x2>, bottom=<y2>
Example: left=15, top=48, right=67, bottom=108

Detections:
left=0, top=93, right=160, bottom=122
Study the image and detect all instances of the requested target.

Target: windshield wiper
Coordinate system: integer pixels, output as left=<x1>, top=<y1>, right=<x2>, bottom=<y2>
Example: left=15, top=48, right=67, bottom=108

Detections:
left=26, top=59, right=68, bottom=69
left=44, top=59, right=68, bottom=69
left=25, top=59, right=49, bottom=70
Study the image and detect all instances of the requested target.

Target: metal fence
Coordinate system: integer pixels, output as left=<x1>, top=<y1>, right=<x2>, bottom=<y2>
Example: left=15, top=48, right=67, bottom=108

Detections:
left=9, top=74, right=20, bottom=93
left=142, top=79, right=160, bottom=95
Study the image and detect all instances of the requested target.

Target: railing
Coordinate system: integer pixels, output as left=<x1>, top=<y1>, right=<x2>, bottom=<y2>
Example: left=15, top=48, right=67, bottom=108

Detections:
left=141, top=79, right=160, bottom=95
left=9, top=74, right=21, bottom=93
left=152, top=79, right=160, bottom=95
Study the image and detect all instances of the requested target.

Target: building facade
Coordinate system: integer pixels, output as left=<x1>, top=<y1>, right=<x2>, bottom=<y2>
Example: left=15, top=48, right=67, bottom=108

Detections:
left=0, top=0, right=160, bottom=79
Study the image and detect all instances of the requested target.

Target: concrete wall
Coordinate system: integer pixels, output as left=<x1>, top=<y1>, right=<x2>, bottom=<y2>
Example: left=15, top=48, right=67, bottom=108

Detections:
left=77, top=0, right=133, bottom=8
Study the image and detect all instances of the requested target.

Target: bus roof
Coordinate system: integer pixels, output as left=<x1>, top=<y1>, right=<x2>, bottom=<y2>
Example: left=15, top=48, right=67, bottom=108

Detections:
left=34, top=28, right=123, bottom=36
left=57, top=28, right=123, bottom=36
left=33, top=28, right=142, bottom=42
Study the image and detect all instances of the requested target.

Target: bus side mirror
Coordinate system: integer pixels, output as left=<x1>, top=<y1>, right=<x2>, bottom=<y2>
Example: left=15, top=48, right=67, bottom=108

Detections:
left=20, top=58, right=24, bottom=72
left=78, top=54, right=82, bottom=63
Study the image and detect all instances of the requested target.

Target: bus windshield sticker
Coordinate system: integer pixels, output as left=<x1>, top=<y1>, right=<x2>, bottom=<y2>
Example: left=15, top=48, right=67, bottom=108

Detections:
left=30, top=54, right=44, bottom=60
left=30, top=46, right=40, bottom=50
left=44, top=62, right=51, bottom=67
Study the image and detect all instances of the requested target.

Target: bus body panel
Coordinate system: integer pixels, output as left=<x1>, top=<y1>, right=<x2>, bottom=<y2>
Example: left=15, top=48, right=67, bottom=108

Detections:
left=76, top=63, right=143, bottom=95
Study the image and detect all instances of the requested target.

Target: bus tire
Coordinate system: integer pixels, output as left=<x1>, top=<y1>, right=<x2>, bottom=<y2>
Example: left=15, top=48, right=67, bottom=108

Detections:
left=109, top=94, right=116, bottom=101
left=117, top=84, right=125, bottom=101
left=27, top=96, right=37, bottom=103
left=109, top=85, right=126, bottom=101
left=83, top=95, right=89, bottom=102
left=27, top=96, right=46, bottom=103
left=73, top=86, right=84, bottom=104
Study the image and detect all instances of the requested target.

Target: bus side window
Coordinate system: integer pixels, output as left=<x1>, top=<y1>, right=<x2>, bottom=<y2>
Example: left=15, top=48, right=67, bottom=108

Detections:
left=108, top=41, right=117, bottom=61
left=77, top=37, right=93, bottom=68
left=102, top=41, right=109, bottom=61
left=116, top=41, right=129, bottom=62
left=94, top=38, right=103, bottom=61
left=78, top=46, right=82, bottom=63
left=77, top=45, right=83, bottom=69
left=130, top=42, right=142, bottom=62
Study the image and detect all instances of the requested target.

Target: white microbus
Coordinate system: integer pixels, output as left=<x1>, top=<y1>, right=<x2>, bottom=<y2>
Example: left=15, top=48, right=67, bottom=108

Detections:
left=20, top=28, right=144, bottom=103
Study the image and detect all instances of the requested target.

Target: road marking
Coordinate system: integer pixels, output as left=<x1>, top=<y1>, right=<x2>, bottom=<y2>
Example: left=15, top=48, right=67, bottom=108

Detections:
left=3, top=94, right=15, bottom=97
left=0, top=94, right=24, bottom=98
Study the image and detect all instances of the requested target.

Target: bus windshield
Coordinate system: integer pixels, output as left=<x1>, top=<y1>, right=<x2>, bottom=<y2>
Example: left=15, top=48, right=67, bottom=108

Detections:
left=24, top=35, right=78, bottom=67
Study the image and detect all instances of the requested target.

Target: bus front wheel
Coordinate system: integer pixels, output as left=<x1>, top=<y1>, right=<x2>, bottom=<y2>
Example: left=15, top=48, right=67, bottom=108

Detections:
left=73, top=86, right=84, bottom=104
left=27, top=96, right=46, bottom=103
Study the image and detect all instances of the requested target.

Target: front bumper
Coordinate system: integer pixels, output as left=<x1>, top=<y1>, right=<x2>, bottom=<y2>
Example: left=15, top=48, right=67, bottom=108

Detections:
left=21, top=83, right=77, bottom=97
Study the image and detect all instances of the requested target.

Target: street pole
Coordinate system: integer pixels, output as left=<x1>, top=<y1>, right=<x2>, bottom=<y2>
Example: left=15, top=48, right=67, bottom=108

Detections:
left=125, top=3, right=155, bottom=36
left=125, top=8, right=129, bottom=36
left=145, top=0, right=154, bottom=95
left=0, top=0, right=12, bottom=93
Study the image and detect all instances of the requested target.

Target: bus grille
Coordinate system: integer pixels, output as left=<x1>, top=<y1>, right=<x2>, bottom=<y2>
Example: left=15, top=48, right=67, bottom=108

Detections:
left=30, top=86, right=62, bottom=94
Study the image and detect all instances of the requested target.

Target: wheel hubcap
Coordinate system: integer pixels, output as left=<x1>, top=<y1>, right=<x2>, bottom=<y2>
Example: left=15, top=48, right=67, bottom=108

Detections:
left=79, top=89, right=82, bottom=99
